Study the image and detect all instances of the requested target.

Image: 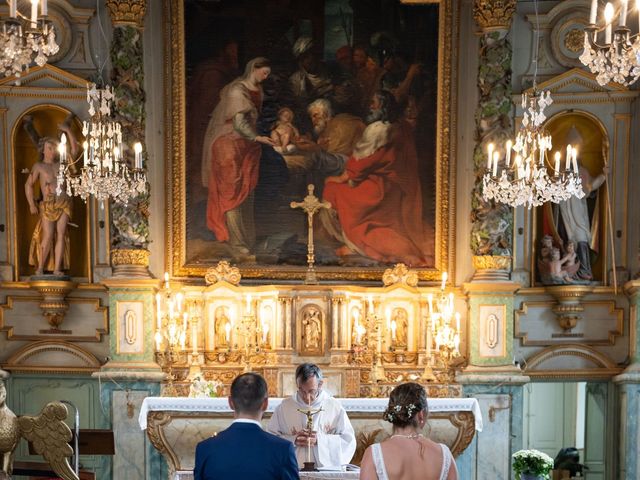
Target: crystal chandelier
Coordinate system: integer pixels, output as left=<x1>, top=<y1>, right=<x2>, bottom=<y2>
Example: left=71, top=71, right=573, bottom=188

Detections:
left=482, top=91, right=585, bottom=209
left=0, top=0, right=58, bottom=79
left=580, top=0, right=640, bottom=86
left=56, top=84, right=146, bottom=206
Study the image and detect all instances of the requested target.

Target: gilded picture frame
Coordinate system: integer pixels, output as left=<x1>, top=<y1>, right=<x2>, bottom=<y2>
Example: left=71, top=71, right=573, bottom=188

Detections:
left=164, top=0, right=458, bottom=281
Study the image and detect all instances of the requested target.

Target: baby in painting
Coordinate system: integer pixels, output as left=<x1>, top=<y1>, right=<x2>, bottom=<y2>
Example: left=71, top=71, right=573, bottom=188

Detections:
left=270, top=107, right=299, bottom=154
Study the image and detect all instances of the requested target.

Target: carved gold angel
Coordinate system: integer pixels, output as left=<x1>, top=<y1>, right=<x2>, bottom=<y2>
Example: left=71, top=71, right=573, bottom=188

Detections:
left=0, top=380, right=78, bottom=480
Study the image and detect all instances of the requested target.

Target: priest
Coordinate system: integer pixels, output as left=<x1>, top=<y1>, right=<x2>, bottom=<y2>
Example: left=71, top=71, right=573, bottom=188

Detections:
left=267, top=363, right=356, bottom=469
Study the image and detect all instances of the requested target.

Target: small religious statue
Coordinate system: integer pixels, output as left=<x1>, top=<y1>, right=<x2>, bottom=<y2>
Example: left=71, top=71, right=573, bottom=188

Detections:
left=302, top=307, right=322, bottom=353
left=391, top=307, right=408, bottom=349
left=296, top=404, right=323, bottom=472
left=538, top=235, right=584, bottom=285
left=214, top=306, right=231, bottom=349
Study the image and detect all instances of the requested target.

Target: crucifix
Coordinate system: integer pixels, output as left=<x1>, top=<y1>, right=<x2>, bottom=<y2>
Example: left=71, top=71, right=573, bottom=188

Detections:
left=296, top=405, right=323, bottom=471
left=290, top=184, right=331, bottom=284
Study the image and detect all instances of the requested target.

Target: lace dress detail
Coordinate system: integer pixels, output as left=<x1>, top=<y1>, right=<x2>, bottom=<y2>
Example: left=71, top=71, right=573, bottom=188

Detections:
left=370, top=442, right=452, bottom=480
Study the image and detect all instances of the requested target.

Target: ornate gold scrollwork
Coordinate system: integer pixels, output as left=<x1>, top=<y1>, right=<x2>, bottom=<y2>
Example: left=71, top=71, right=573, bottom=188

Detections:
left=204, top=261, right=241, bottom=286
left=105, top=0, right=147, bottom=28
left=473, top=0, right=517, bottom=32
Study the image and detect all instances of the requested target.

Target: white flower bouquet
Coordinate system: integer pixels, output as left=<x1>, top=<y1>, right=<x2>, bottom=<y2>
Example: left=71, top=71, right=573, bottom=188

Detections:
left=512, top=449, right=554, bottom=480
left=189, top=376, right=222, bottom=398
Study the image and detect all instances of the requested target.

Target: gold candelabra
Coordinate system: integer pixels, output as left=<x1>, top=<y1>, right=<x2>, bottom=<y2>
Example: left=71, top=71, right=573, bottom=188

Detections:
left=154, top=272, right=189, bottom=396
left=232, top=296, right=269, bottom=372
left=422, top=272, right=462, bottom=383
left=349, top=297, right=385, bottom=392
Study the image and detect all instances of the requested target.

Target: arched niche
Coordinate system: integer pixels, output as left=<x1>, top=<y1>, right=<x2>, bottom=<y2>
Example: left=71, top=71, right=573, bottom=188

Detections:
left=534, top=110, right=609, bottom=284
left=13, top=106, right=88, bottom=279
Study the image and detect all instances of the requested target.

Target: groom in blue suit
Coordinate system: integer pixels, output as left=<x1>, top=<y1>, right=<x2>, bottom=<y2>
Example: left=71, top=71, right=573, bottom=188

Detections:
left=194, top=372, right=299, bottom=480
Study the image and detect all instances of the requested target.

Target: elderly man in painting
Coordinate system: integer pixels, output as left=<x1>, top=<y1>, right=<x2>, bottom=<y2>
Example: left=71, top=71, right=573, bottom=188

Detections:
left=295, top=98, right=365, bottom=198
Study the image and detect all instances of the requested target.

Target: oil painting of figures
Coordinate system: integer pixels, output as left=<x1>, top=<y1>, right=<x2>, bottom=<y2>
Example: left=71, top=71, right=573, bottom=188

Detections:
left=176, top=0, right=444, bottom=278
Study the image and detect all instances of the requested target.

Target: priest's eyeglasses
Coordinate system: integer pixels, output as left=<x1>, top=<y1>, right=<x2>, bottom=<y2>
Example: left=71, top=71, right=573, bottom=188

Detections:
left=298, top=385, right=321, bottom=403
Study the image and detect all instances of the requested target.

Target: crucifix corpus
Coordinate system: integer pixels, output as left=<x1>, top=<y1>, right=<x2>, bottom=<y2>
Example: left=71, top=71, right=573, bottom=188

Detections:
left=290, top=184, right=331, bottom=284
left=296, top=405, right=323, bottom=471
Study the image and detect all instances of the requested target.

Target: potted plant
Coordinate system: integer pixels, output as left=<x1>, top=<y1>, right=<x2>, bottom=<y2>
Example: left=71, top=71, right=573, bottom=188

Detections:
left=512, top=449, right=554, bottom=480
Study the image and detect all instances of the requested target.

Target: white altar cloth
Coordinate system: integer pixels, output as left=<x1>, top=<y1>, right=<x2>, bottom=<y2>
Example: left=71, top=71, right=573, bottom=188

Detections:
left=139, top=396, right=482, bottom=431
left=174, top=471, right=359, bottom=480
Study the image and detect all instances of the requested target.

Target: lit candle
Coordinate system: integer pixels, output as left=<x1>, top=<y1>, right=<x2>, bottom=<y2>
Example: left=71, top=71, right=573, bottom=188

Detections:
left=589, top=0, right=597, bottom=23
left=192, top=319, right=198, bottom=355
left=31, top=0, right=38, bottom=24
left=134, top=142, right=142, bottom=169
left=572, top=147, right=578, bottom=172
left=164, top=272, right=170, bottom=289
left=620, top=0, right=628, bottom=26
left=605, top=3, right=614, bottom=44
left=41, top=0, right=47, bottom=16
left=82, top=141, right=88, bottom=165
left=554, top=151, right=560, bottom=174
left=565, top=144, right=572, bottom=170
left=225, top=321, right=231, bottom=343
left=441, top=272, right=447, bottom=291
left=155, top=331, right=163, bottom=351
left=391, top=320, right=397, bottom=340
left=505, top=140, right=512, bottom=167
left=492, top=151, right=499, bottom=177
left=487, top=143, right=494, bottom=170
left=58, top=134, right=67, bottom=164
left=156, top=293, right=162, bottom=329
left=9, top=0, right=16, bottom=18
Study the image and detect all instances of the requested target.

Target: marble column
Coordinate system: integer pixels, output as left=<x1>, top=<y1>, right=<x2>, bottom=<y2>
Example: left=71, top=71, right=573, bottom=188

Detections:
left=613, top=279, right=640, bottom=478
left=470, top=0, right=517, bottom=281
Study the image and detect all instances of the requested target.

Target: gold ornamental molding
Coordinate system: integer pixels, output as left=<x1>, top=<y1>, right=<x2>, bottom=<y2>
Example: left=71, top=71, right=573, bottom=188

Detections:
left=473, top=0, right=517, bottom=32
left=27, top=279, right=77, bottom=332
left=382, top=263, right=419, bottom=287
left=204, top=261, right=241, bottom=286
left=111, top=249, right=151, bottom=278
left=472, top=255, right=511, bottom=282
left=106, top=0, right=146, bottom=28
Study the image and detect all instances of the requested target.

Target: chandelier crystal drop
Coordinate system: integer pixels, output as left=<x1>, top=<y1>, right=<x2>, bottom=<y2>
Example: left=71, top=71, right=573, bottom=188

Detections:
left=0, top=0, right=58, bottom=79
left=56, top=84, right=147, bottom=206
left=580, top=0, right=640, bottom=86
left=481, top=90, right=585, bottom=209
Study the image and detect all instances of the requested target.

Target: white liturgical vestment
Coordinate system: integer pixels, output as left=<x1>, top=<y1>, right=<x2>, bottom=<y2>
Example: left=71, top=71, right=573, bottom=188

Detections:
left=267, top=390, right=356, bottom=468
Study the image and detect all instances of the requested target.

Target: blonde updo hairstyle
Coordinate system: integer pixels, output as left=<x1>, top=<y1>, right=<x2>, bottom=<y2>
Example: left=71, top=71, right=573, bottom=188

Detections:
left=383, top=382, right=428, bottom=428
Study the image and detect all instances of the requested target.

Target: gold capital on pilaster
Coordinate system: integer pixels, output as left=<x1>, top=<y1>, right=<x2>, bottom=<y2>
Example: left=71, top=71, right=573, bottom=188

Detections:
left=105, top=0, right=147, bottom=28
left=473, top=0, right=516, bottom=32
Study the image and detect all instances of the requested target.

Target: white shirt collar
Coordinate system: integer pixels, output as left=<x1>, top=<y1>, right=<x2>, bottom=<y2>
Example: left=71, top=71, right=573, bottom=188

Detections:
left=232, top=418, right=263, bottom=428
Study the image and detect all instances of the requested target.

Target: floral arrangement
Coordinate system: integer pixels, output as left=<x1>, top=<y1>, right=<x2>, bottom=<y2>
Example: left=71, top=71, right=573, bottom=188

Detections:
left=383, top=403, right=419, bottom=422
left=189, top=376, right=222, bottom=398
left=512, top=449, right=554, bottom=480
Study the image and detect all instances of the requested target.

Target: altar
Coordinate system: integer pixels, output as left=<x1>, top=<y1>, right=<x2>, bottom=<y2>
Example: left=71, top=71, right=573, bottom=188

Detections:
left=139, top=396, right=482, bottom=480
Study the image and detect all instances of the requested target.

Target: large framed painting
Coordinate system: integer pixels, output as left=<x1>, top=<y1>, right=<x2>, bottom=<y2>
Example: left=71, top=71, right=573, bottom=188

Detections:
left=165, top=0, right=458, bottom=281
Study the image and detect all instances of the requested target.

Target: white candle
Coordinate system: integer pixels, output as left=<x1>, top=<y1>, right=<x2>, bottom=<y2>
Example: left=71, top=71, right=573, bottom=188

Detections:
left=487, top=143, right=494, bottom=170
left=134, top=142, right=142, bottom=169
left=441, top=272, right=447, bottom=290
left=155, top=331, right=163, bottom=351
left=164, top=272, right=170, bottom=289
left=565, top=144, right=572, bottom=170
left=492, top=151, right=499, bottom=177
left=572, top=149, right=578, bottom=172
left=10, top=0, right=16, bottom=18
left=41, top=0, right=47, bottom=16
left=82, top=141, right=88, bottom=165
left=605, top=3, right=614, bottom=43
left=589, top=0, right=598, bottom=23
left=554, top=151, right=560, bottom=174
left=58, top=133, right=67, bottom=164
left=620, top=0, right=628, bottom=26
left=156, top=293, right=162, bottom=329
left=505, top=140, right=512, bottom=167
left=225, top=322, right=231, bottom=343
left=31, top=0, right=38, bottom=24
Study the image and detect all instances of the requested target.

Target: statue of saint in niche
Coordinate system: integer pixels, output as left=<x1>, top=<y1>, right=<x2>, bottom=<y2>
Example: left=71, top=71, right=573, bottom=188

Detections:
left=302, top=307, right=321, bottom=352
left=391, top=307, right=408, bottom=349
left=214, top=306, right=231, bottom=348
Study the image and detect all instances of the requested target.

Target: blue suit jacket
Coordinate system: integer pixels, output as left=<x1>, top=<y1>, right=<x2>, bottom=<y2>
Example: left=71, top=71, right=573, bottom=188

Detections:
left=194, top=421, right=299, bottom=480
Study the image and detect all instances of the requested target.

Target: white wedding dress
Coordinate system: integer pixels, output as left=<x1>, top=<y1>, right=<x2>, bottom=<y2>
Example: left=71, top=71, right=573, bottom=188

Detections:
left=371, top=442, right=453, bottom=480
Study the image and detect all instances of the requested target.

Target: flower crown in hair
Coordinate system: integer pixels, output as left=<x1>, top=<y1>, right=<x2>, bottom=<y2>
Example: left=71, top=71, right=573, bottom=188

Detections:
left=383, top=403, right=419, bottom=422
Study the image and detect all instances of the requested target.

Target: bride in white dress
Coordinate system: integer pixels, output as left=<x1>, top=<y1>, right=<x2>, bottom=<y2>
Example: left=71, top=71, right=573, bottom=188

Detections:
left=359, top=383, right=458, bottom=480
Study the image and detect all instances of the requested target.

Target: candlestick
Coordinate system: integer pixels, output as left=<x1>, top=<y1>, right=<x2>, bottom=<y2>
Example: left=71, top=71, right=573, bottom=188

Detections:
left=487, top=143, right=494, bottom=170
left=620, top=0, right=628, bottom=26
left=554, top=151, right=560, bottom=174
left=505, top=140, right=512, bottom=167
left=492, top=151, right=499, bottom=177
left=31, top=0, right=38, bottom=25
left=134, top=142, right=142, bottom=169
left=589, top=0, right=597, bottom=23
left=164, top=272, right=170, bottom=289
left=58, top=134, right=67, bottom=164
left=605, top=3, right=614, bottom=43
left=571, top=148, right=578, bottom=172
left=441, top=272, right=447, bottom=291
left=565, top=144, right=572, bottom=170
